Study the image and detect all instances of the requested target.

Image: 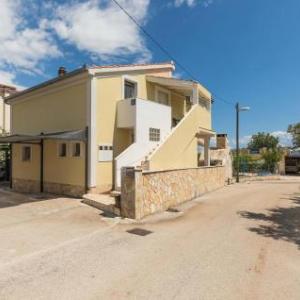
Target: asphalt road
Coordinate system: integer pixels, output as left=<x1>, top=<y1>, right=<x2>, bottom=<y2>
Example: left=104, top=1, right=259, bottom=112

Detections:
left=0, top=178, right=299, bottom=300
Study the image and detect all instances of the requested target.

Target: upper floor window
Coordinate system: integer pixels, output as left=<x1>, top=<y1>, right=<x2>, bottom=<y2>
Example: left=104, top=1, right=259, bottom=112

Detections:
left=124, top=79, right=137, bottom=99
left=155, top=87, right=170, bottom=106
left=22, top=146, right=31, bottom=162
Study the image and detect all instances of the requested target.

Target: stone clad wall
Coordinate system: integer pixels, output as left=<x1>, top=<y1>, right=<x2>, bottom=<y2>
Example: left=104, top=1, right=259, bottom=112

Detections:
left=210, top=148, right=232, bottom=182
left=12, top=178, right=40, bottom=194
left=121, top=166, right=226, bottom=219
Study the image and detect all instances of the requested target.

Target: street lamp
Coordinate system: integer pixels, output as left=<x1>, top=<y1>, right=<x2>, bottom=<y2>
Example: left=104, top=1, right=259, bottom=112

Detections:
left=236, top=102, right=250, bottom=183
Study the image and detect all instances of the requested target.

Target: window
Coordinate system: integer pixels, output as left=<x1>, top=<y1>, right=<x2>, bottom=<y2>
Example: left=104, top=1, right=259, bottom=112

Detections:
left=58, top=143, right=67, bottom=157
left=22, top=146, right=31, bottom=161
left=149, top=128, right=160, bottom=142
left=98, top=144, right=113, bottom=161
left=124, top=79, right=137, bottom=99
left=155, top=87, right=170, bottom=105
left=72, top=142, right=81, bottom=157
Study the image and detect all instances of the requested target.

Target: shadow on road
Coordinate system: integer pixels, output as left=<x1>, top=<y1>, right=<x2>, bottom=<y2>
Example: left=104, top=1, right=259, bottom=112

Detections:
left=0, top=186, right=68, bottom=209
left=238, top=193, right=300, bottom=249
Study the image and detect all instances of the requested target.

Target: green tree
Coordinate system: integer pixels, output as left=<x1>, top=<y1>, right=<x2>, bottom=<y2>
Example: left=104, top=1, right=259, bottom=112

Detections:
left=288, top=123, right=300, bottom=147
left=261, top=148, right=283, bottom=173
left=247, top=132, right=279, bottom=150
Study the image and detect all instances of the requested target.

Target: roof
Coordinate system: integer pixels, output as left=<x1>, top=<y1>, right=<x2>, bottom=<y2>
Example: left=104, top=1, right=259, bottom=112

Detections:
left=0, top=129, right=87, bottom=143
left=5, top=67, right=88, bottom=103
left=0, top=84, right=17, bottom=97
left=146, top=75, right=211, bottom=100
left=5, top=61, right=175, bottom=103
left=0, top=83, right=16, bottom=90
left=89, top=61, right=174, bottom=69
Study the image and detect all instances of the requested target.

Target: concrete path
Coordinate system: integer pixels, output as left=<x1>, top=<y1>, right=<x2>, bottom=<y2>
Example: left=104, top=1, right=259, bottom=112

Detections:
left=0, top=178, right=299, bottom=300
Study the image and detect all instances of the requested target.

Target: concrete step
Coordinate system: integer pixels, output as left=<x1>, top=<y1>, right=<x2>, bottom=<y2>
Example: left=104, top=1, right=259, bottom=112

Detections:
left=82, top=193, right=120, bottom=216
left=110, top=190, right=121, bottom=197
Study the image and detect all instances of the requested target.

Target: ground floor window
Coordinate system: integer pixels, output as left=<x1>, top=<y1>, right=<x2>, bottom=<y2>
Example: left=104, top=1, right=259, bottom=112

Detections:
left=72, top=142, right=81, bottom=157
left=58, top=143, right=67, bottom=157
left=22, top=146, right=31, bottom=161
left=149, top=128, right=160, bottom=142
left=98, top=144, right=113, bottom=161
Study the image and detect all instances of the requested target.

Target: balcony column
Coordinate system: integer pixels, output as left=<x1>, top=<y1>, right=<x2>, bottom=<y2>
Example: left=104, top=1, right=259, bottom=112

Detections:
left=192, top=84, right=198, bottom=105
left=204, top=136, right=210, bottom=166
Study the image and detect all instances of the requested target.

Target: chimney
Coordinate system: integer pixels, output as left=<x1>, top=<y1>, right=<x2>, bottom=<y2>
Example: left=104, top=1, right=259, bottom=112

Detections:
left=216, top=134, right=228, bottom=149
left=58, top=66, right=67, bottom=77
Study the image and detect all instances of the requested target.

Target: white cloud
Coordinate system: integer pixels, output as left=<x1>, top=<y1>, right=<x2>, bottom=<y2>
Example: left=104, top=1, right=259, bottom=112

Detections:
left=174, top=0, right=214, bottom=7
left=0, top=0, right=60, bottom=83
left=0, top=70, right=17, bottom=87
left=271, top=131, right=292, bottom=147
left=49, top=0, right=151, bottom=62
left=174, top=0, right=197, bottom=6
left=239, top=135, right=252, bottom=147
left=0, top=70, right=25, bottom=90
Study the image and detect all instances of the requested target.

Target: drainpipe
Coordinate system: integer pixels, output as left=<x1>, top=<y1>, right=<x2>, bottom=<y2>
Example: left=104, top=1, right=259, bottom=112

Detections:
left=85, top=126, right=89, bottom=193
left=40, top=133, right=44, bottom=193
left=9, top=143, right=12, bottom=189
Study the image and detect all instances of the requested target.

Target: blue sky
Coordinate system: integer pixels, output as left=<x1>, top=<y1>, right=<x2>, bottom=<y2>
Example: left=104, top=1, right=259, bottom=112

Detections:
left=1, top=0, right=299, bottom=146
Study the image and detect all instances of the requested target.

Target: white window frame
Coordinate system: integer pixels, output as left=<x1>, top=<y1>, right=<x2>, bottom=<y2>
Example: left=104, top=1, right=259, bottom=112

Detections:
left=155, top=86, right=171, bottom=106
left=122, top=75, right=138, bottom=99
left=71, top=142, right=83, bottom=158
left=21, top=145, right=32, bottom=162
left=57, top=142, right=68, bottom=158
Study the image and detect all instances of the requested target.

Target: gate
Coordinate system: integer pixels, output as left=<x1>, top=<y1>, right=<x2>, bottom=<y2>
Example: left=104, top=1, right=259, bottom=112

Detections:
left=0, top=144, right=10, bottom=181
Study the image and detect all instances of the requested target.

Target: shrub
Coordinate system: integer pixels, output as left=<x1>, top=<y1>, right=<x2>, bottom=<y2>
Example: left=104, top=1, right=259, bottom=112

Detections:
left=261, top=148, right=283, bottom=173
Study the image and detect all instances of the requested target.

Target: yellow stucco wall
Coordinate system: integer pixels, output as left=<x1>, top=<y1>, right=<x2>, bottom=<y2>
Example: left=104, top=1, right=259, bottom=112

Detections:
left=11, top=81, right=87, bottom=135
left=148, top=105, right=209, bottom=171
left=10, top=77, right=88, bottom=191
left=44, top=140, right=85, bottom=186
left=12, top=140, right=85, bottom=187
left=12, top=143, right=40, bottom=181
left=171, top=92, right=185, bottom=121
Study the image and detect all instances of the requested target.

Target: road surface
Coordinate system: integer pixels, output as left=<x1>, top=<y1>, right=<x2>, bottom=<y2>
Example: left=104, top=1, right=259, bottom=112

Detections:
left=0, top=178, right=299, bottom=300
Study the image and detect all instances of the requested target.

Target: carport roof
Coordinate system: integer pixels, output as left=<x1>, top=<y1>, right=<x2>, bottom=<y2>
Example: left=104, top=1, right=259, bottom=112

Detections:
left=0, top=129, right=87, bottom=143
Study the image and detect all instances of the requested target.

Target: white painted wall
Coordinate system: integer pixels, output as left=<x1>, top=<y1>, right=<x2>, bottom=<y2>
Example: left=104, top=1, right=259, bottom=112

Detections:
left=135, top=99, right=171, bottom=143
left=115, top=98, right=171, bottom=188
left=0, top=96, right=10, bottom=134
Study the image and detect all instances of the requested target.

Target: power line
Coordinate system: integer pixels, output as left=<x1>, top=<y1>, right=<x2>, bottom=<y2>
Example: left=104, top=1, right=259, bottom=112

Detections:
left=111, top=0, right=235, bottom=107
left=213, top=94, right=236, bottom=106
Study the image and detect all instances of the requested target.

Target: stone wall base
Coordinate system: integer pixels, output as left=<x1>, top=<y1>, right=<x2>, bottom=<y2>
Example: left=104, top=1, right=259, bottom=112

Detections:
left=121, top=166, right=226, bottom=219
left=44, top=182, right=85, bottom=198
left=12, top=178, right=40, bottom=194
left=86, top=184, right=113, bottom=195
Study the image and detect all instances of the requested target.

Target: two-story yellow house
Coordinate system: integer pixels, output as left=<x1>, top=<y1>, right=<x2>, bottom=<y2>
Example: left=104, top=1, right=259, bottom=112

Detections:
left=3, top=62, right=215, bottom=198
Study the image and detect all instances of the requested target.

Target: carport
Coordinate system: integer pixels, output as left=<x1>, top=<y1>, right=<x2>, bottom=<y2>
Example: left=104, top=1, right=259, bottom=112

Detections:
left=0, top=129, right=88, bottom=195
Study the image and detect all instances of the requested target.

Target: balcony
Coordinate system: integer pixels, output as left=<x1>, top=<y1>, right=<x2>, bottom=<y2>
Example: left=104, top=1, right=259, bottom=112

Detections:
left=117, top=98, right=172, bottom=143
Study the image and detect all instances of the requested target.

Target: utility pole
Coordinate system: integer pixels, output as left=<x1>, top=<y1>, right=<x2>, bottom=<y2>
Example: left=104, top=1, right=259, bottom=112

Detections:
left=236, top=103, right=240, bottom=183
left=235, top=102, right=250, bottom=183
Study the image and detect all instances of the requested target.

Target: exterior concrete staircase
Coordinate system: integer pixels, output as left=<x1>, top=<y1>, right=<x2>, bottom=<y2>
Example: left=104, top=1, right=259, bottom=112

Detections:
left=82, top=193, right=121, bottom=216
left=139, top=108, right=193, bottom=169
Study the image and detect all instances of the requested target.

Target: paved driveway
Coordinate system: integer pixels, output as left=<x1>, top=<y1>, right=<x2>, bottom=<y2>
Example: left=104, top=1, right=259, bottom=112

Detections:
left=0, top=178, right=299, bottom=300
left=0, top=189, right=114, bottom=265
